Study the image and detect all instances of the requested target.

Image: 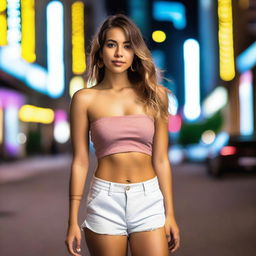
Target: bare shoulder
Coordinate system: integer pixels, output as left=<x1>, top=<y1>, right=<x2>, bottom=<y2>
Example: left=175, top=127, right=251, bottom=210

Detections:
left=72, top=87, right=96, bottom=99
left=70, top=87, right=97, bottom=109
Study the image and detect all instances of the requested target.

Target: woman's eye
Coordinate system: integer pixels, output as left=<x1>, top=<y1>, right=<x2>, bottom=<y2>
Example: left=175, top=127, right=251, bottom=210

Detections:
left=107, top=43, right=115, bottom=48
left=106, top=43, right=131, bottom=49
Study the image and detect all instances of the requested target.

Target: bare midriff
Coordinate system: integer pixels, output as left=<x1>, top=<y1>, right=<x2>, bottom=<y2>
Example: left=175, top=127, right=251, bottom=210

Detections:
left=94, top=152, right=156, bottom=183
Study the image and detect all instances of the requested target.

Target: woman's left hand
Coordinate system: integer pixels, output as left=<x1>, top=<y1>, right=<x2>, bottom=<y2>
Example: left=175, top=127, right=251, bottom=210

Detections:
left=164, top=216, right=180, bottom=253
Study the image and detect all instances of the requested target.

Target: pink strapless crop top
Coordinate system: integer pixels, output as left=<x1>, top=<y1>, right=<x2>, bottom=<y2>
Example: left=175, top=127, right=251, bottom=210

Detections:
left=90, top=114, right=155, bottom=159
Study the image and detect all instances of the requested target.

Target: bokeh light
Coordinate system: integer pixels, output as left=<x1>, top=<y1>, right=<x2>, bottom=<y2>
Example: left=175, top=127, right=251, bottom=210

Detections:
left=201, top=130, right=216, bottom=144
left=152, top=30, right=166, bottom=43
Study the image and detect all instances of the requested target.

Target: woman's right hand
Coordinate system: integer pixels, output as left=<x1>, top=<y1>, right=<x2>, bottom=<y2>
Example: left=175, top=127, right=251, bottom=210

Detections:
left=65, top=224, right=82, bottom=256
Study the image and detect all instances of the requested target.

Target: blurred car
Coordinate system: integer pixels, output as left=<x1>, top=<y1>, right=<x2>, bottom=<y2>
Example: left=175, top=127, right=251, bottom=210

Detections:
left=207, top=132, right=256, bottom=177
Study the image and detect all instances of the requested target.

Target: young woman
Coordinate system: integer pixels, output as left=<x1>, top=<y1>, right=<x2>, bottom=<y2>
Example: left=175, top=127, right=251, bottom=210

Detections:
left=65, top=14, right=180, bottom=256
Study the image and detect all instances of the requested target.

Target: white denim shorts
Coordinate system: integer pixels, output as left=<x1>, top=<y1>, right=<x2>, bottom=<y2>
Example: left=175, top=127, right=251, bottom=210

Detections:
left=80, top=174, right=166, bottom=236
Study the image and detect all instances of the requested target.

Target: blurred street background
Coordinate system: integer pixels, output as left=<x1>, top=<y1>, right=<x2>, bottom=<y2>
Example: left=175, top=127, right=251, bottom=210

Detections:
left=0, top=0, right=256, bottom=255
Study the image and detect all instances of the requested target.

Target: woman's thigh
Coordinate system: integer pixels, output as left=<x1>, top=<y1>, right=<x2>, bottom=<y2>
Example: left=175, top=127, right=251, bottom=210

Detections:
left=84, top=228, right=129, bottom=256
left=129, top=226, right=169, bottom=256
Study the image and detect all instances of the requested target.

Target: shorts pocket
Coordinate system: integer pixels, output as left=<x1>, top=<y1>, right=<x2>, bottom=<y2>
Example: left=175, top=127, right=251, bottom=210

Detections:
left=142, top=187, right=165, bottom=215
left=147, top=187, right=164, bottom=200
left=86, top=187, right=102, bottom=206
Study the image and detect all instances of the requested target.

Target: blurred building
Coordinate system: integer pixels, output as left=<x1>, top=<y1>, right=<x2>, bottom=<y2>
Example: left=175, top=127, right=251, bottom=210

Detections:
left=0, top=0, right=106, bottom=160
left=0, top=0, right=255, bottom=161
left=228, top=0, right=256, bottom=136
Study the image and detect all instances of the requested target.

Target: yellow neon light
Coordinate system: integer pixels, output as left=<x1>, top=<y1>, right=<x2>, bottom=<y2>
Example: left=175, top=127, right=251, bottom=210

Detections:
left=0, top=0, right=7, bottom=46
left=152, top=30, right=166, bottom=43
left=218, top=0, right=235, bottom=81
left=21, top=0, right=36, bottom=62
left=19, top=105, right=54, bottom=124
left=69, top=76, right=85, bottom=97
left=72, top=1, right=86, bottom=74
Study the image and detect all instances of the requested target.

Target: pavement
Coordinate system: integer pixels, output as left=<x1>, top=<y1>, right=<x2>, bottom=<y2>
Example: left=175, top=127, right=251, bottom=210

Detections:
left=0, top=154, right=256, bottom=256
left=0, top=153, right=72, bottom=184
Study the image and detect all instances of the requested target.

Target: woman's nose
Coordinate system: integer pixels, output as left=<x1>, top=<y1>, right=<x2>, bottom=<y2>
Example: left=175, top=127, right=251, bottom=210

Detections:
left=115, top=46, right=123, bottom=57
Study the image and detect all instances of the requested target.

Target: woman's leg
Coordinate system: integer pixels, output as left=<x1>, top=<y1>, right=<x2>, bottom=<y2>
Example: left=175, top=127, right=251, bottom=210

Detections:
left=129, top=226, right=169, bottom=256
left=84, top=228, right=129, bottom=256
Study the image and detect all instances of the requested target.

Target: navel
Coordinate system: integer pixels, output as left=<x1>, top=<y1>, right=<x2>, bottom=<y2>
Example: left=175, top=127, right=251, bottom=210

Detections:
left=126, top=179, right=131, bottom=183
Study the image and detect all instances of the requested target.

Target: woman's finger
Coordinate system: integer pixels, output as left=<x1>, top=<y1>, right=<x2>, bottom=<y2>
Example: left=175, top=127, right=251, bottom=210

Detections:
left=167, top=230, right=180, bottom=251
left=75, top=236, right=81, bottom=254
left=66, top=238, right=81, bottom=256
left=166, top=233, right=175, bottom=250
left=170, top=236, right=180, bottom=252
left=168, top=238, right=175, bottom=250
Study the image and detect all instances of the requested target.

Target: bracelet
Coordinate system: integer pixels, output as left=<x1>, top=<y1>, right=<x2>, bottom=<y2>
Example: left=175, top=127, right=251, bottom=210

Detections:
left=69, top=195, right=83, bottom=201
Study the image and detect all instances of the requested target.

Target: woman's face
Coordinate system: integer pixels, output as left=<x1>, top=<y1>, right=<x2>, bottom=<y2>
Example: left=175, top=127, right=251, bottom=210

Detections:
left=101, top=27, right=135, bottom=73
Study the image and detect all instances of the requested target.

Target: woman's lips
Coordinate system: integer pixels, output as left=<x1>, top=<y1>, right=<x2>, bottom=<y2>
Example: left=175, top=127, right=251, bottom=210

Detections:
left=112, top=61, right=125, bottom=66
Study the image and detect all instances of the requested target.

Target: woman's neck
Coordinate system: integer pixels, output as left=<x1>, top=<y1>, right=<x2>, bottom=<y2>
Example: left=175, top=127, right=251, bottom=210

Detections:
left=101, top=71, right=132, bottom=90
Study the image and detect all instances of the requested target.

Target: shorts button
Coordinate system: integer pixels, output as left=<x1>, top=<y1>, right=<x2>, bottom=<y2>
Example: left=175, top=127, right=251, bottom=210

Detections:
left=125, top=186, right=130, bottom=191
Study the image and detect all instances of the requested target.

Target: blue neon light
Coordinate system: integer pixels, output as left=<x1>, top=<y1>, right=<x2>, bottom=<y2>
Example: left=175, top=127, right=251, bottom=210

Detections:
left=239, top=71, right=254, bottom=136
left=153, top=1, right=186, bottom=30
left=6, top=0, right=21, bottom=51
left=0, top=0, right=65, bottom=98
left=152, top=49, right=165, bottom=69
left=183, top=39, right=201, bottom=121
left=46, top=1, right=65, bottom=98
left=5, top=106, right=19, bottom=156
left=236, top=42, right=256, bottom=73
left=128, top=0, right=149, bottom=33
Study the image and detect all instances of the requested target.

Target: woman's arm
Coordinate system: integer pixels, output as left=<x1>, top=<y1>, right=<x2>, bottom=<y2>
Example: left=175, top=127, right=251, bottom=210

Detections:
left=68, top=89, right=91, bottom=225
left=152, top=86, right=174, bottom=217
left=152, top=85, right=180, bottom=252
left=65, top=89, right=91, bottom=255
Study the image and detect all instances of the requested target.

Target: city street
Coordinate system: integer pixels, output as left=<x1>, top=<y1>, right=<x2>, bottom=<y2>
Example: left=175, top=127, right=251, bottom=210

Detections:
left=0, top=154, right=255, bottom=256
left=1, top=1, right=255, bottom=256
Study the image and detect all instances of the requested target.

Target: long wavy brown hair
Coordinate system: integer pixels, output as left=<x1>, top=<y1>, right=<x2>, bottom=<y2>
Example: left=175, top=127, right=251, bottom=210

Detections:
left=85, top=14, right=171, bottom=121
